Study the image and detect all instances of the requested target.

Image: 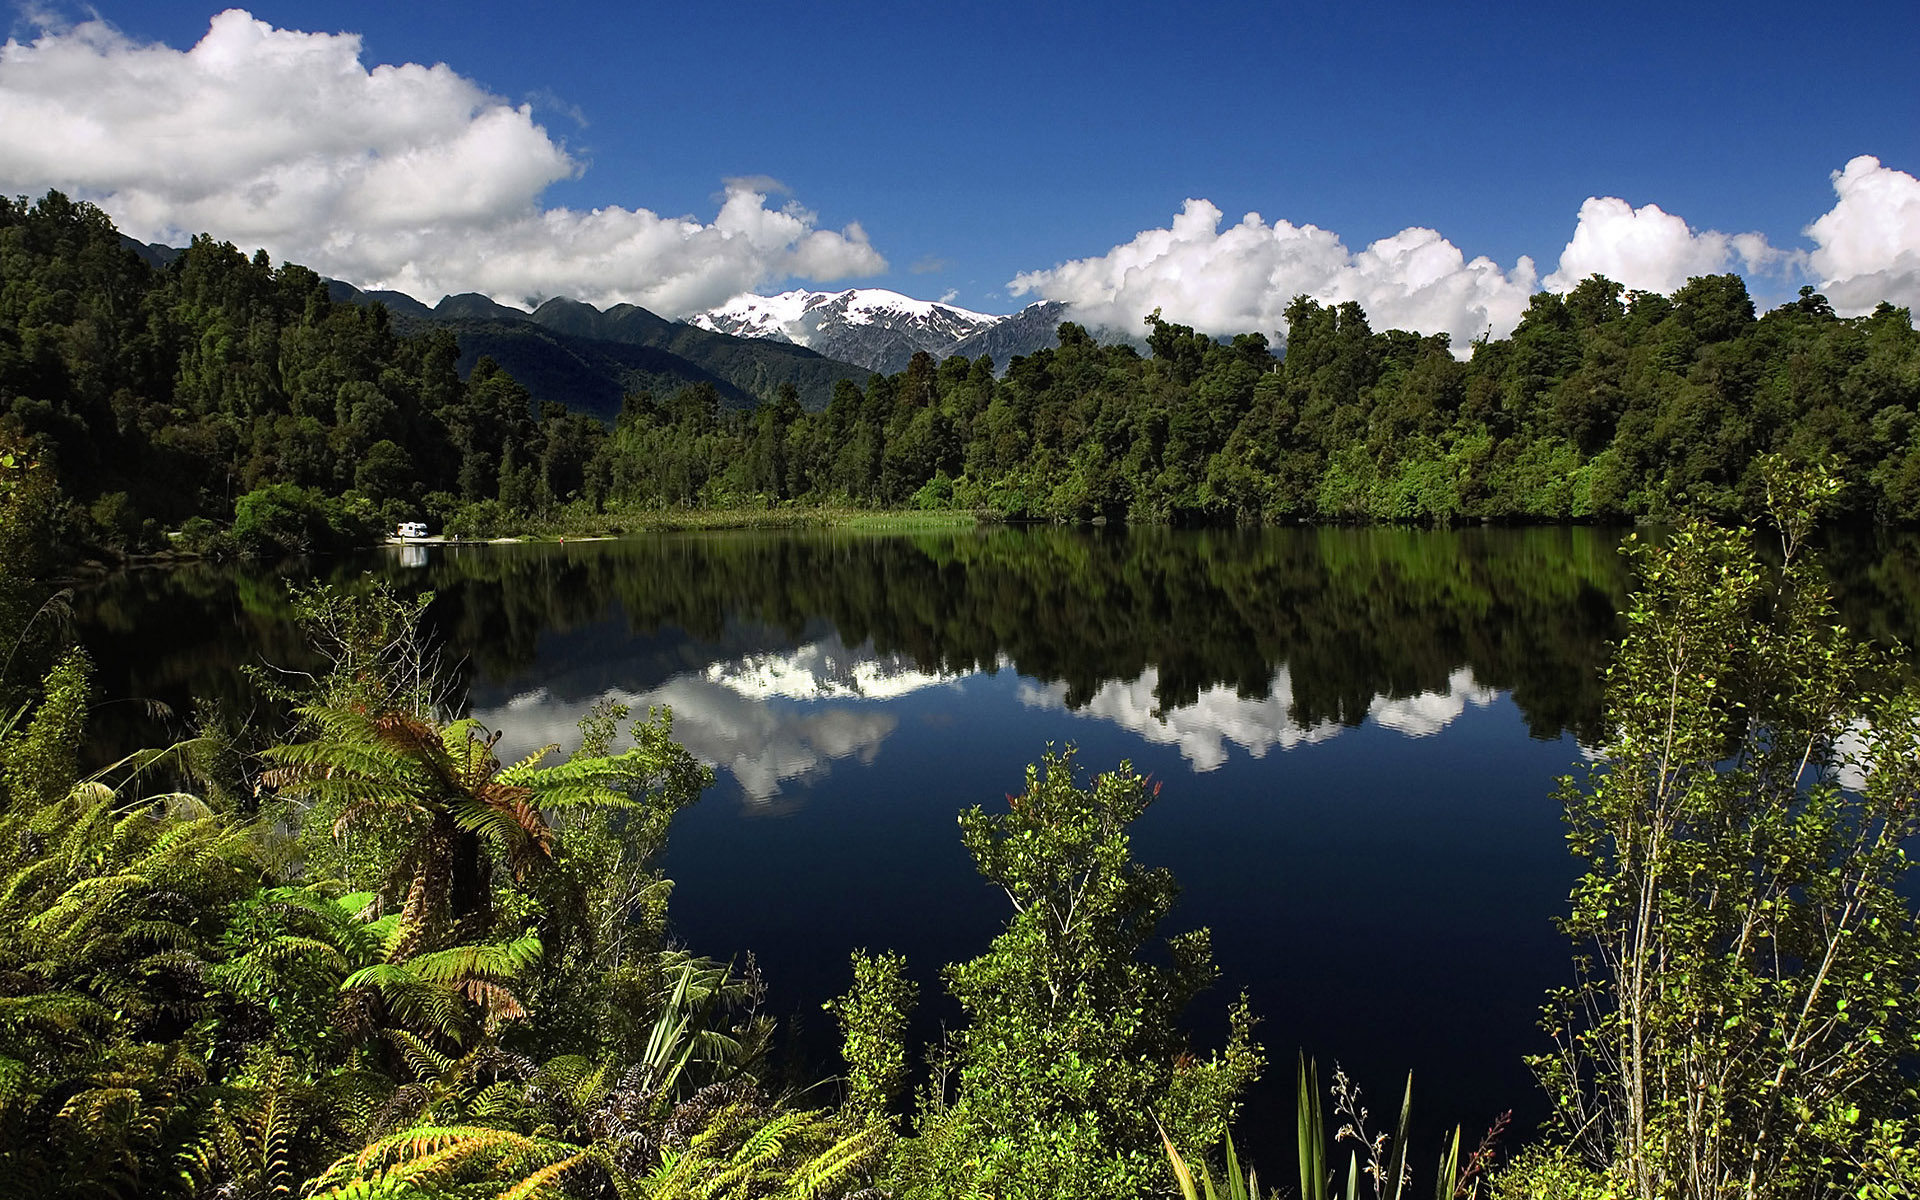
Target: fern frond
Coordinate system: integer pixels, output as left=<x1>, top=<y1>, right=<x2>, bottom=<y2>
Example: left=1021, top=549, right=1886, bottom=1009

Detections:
left=520, top=783, right=638, bottom=811
left=735, top=1107, right=802, bottom=1168
left=780, top=1122, right=887, bottom=1200
left=407, top=935, right=544, bottom=984
left=501, top=745, right=561, bottom=777
left=333, top=890, right=379, bottom=918
left=0, top=989, right=115, bottom=1036
left=311, top=1124, right=582, bottom=1199
left=343, top=963, right=417, bottom=994
left=498, top=1149, right=592, bottom=1200
left=460, top=980, right=528, bottom=1022
left=388, top=1030, right=456, bottom=1083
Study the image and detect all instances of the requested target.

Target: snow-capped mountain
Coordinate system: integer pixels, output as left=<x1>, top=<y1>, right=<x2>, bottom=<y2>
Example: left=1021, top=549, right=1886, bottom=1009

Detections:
left=689, top=288, right=1004, bottom=375
left=945, top=300, right=1071, bottom=364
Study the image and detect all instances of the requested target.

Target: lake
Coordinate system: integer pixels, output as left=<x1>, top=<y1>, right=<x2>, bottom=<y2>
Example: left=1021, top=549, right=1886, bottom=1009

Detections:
left=68, top=523, right=1920, bottom=1162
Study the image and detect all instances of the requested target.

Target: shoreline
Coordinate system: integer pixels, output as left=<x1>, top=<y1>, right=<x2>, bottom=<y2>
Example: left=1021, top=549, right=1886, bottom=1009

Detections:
left=416, top=507, right=990, bottom=541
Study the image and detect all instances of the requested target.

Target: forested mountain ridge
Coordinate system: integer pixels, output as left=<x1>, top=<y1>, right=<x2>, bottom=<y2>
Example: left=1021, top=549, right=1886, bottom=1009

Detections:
left=324, top=281, right=872, bottom=416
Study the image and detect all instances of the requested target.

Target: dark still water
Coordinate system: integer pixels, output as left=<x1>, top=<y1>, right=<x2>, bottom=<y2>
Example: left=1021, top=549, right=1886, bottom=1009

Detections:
left=68, top=524, right=1920, bottom=1158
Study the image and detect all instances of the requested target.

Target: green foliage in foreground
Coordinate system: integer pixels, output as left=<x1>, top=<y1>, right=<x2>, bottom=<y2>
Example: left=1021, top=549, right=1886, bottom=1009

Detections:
left=835, top=748, right=1263, bottom=1199
left=1164, top=1054, right=1505, bottom=1200
left=0, top=654, right=889, bottom=1196
left=0, top=449, right=904, bottom=1198
left=1527, top=458, right=1920, bottom=1197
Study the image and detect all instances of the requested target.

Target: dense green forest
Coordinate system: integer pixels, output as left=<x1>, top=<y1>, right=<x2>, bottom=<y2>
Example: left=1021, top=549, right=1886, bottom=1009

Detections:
left=610, top=284, right=1920, bottom=525
left=5, top=191, right=1920, bottom=561
left=0, top=193, right=602, bottom=556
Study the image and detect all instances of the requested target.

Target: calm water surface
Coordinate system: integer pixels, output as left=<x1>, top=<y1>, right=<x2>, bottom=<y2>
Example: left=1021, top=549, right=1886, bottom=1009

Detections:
left=73, top=525, right=1920, bottom=1156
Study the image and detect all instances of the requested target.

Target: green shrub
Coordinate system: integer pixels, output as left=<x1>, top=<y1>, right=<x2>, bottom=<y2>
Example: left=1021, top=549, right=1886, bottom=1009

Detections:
left=230, top=483, right=372, bottom=557
left=444, top=499, right=513, bottom=538
left=1489, top=1146, right=1614, bottom=1200
left=85, top=490, right=149, bottom=552
left=1536, top=458, right=1920, bottom=1196
left=910, top=470, right=954, bottom=511
left=881, top=749, right=1262, bottom=1199
left=176, top=515, right=232, bottom=557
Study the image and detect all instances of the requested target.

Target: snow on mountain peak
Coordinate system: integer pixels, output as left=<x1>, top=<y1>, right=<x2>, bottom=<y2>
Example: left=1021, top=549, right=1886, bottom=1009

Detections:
left=687, top=288, right=1008, bottom=373
left=691, top=288, right=996, bottom=344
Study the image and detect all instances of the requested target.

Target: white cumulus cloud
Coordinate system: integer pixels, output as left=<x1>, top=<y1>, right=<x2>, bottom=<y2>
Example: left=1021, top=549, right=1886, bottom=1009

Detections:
left=0, top=9, right=884, bottom=313
left=1007, top=162, right=1920, bottom=351
left=1008, top=199, right=1537, bottom=355
left=1542, top=197, right=1791, bottom=295
left=1805, top=155, right=1920, bottom=318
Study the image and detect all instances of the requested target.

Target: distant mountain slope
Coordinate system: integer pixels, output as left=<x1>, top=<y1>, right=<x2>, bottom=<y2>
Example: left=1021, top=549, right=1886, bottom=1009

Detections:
left=327, top=283, right=870, bottom=415
left=690, top=288, right=1001, bottom=374
left=117, top=234, right=181, bottom=271
left=522, top=297, right=872, bottom=403
left=428, top=319, right=758, bottom=424
left=944, top=300, right=1073, bottom=366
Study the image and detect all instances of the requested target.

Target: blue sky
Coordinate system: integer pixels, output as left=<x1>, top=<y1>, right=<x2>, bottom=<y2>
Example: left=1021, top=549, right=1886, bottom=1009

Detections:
left=3, top=1, right=1917, bottom=340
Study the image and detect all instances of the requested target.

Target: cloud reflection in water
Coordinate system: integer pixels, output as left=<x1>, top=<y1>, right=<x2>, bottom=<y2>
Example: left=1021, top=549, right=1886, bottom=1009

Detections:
left=478, top=630, right=1503, bottom=802
left=476, top=634, right=975, bottom=806
left=1019, top=665, right=1497, bottom=770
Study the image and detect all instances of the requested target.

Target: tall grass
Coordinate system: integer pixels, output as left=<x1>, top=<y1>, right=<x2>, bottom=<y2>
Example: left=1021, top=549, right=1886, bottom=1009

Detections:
left=1163, top=1056, right=1505, bottom=1200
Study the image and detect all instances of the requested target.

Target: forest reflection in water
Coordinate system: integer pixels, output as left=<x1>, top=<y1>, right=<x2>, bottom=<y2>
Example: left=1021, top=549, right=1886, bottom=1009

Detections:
left=68, top=523, right=1920, bottom=1148
left=401, top=523, right=1630, bottom=805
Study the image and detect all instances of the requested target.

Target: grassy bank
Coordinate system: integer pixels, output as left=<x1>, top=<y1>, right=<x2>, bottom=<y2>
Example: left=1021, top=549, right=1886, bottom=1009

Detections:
left=458, top=504, right=989, bottom=540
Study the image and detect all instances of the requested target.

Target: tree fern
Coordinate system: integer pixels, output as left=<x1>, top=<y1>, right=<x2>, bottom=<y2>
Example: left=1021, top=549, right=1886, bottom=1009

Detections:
left=308, top=1124, right=587, bottom=1200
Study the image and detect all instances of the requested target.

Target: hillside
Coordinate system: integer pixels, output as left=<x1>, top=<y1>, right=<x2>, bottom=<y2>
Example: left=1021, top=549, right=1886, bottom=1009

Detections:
left=326, top=283, right=871, bottom=414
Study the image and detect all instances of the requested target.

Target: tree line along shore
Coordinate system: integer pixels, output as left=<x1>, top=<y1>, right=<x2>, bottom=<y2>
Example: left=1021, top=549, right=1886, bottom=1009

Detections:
left=3, top=192, right=1919, bottom=563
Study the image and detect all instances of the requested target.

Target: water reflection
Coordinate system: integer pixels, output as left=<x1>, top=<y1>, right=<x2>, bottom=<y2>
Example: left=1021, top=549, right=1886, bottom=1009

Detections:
left=68, top=525, right=1645, bottom=773
left=480, top=631, right=1507, bottom=799
left=76, top=525, right=1920, bottom=794
left=1019, top=664, right=1498, bottom=770
left=473, top=632, right=982, bottom=805
left=1020, top=667, right=1342, bottom=768
left=78, top=528, right=1920, bottom=732
left=1370, top=667, right=1501, bottom=736
left=486, top=677, right=899, bottom=808
left=704, top=635, right=982, bottom=702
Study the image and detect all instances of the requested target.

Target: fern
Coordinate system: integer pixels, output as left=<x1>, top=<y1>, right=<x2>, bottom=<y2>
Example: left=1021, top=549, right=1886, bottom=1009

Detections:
left=310, top=1124, right=587, bottom=1200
